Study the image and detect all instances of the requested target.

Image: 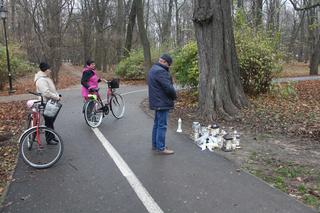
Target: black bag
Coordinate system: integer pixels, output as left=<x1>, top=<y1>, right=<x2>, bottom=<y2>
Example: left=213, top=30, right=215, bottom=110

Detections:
left=44, top=99, right=62, bottom=118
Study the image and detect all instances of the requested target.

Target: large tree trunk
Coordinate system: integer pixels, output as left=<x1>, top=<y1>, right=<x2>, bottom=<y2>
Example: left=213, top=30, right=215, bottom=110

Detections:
left=81, top=0, right=93, bottom=64
left=297, top=12, right=306, bottom=62
left=115, top=0, right=125, bottom=62
left=174, top=0, right=181, bottom=47
left=124, top=0, right=137, bottom=57
left=237, top=0, right=244, bottom=9
left=307, top=6, right=318, bottom=75
left=193, top=0, right=248, bottom=120
left=309, top=34, right=320, bottom=75
left=161, top=0, right=174, bottom=47
left=45, top=0, right=63, bottom=83
left=252, top=0, right=263, bottom=30
left=135, top=0, right=151, bottom=72
left=266, top=0, right=280, bottom=35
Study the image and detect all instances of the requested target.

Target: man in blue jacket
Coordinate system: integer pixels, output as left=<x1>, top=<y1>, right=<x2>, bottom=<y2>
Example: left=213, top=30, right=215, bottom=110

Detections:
left=147, top=53, right=177, bottom=155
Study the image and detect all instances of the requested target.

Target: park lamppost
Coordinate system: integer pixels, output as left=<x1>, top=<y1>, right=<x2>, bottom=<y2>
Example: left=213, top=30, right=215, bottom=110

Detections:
left=0, top=4, right=14, bottom=94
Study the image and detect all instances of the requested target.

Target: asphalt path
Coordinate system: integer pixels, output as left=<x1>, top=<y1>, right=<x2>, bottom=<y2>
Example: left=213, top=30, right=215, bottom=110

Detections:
left=1, top=84, right=316, bottom=213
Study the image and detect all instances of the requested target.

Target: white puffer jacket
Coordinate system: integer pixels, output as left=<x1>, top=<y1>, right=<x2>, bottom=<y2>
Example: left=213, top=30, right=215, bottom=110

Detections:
left=34, top=71, right=60, bottom=101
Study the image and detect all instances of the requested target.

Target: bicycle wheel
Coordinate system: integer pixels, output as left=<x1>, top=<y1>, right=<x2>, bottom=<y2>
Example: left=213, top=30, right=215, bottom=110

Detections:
left=84, top=100, right=103, bottom=127
left=19, top=126, right=63, bottom=169
left=110, top=93, right=125, bottom=119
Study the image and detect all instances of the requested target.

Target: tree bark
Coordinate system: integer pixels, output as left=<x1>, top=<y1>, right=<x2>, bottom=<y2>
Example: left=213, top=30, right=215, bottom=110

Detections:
left=135, top=0, right=151, bottom=72
left=252, top=0, right=263, bottom=30
left=47, top=0, right=63, bottom=83
left=307, top=5, right=318, bottom=74
left=124, top=0, right=137, bottom=57
left=80, top=0, right=93, bottom=64
left=266, top=0, right=280, bottom=35
left=297, top=11, right=306, bottom=62
left=309, top=34, right=319, bottom=75
left=237, top=0, right=244, bottom=9
left=174, top=0, right=181, bottom=47
left=161, top=0, right=174, bottom=47
left=10, top=0, right=16, bottom=40
left=193, top=0, right=248, bottom=120
left=115, top=0, right=125, bottom=62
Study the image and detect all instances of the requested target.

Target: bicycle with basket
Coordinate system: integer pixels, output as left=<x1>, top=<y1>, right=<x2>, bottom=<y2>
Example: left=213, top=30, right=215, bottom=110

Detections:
left=19, top=91, right=63, bottom=169
left=83, top=78, right=125, bottom=128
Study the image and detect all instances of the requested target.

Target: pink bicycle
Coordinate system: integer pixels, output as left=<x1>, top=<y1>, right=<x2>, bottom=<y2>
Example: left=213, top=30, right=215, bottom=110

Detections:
left=19, top=91, right=63, bottom=169
left=83, top=78, right=125, bottom=128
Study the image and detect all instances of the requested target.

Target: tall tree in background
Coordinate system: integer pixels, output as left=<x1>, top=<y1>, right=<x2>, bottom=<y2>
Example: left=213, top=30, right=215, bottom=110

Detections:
left=161, top=0, right=173, bottom=46
left=252, top=0, right=263, bottom=29
left=124, top=0, right=151, bottom=71
left=80, top=0, right=94, bottom=63
left=115, top=0, right=125, bottom=62
left=266, top=0, right=280, bottom=35
left=17, top=0, right=74, bottom=83
left=92, top=0, right=110, bottom=71
left=124, top=0, right=137, bottom=56
left=310, top=34, right=320, bottom=74
left=136, top=0, right=151, bottom=71
left=289, top=0, right=320, bottom=74
left=237, top=0, right=244, bottom=9
left=193, top=0, right=248, bottom=120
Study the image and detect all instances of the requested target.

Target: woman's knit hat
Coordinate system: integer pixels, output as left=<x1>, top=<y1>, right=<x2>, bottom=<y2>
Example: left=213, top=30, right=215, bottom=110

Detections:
left=39, top=62, right=50, bottom=71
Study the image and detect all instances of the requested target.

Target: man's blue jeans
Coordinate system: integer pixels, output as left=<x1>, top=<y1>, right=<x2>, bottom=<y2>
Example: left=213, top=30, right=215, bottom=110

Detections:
left=152, top=110, right=169, bottom=151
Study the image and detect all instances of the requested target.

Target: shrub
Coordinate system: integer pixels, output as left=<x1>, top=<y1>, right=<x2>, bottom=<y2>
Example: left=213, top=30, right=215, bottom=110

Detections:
left=116, top=49, right=160, bottom=80
left=235, top=30, right=282, bottom=95
left=115, top=49, right=145, bottom=79
left=234, top=10, right=282, bottom=95
left=0, top=44, right=35, bottom=90
left=171, top=42, right=198, bottom=87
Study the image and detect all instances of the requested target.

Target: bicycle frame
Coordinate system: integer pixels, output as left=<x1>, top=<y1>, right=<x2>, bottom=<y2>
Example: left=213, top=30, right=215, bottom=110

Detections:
left=87, top=80, right=116, bottom=113
left=27, top=92, right=47, bottom=148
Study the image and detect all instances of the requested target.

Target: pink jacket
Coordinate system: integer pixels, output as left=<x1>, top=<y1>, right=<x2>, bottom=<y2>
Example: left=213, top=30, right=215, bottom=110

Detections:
left=81, top=66, right=99, bottom=98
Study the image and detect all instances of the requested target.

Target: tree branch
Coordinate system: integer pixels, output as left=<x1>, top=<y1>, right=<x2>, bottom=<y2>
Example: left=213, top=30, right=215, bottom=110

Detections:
left=289, top=0, right=320, bottom=11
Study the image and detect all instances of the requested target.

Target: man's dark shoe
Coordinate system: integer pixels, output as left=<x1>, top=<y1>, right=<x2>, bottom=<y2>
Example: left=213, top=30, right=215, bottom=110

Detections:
left=47, top=138, right=59, bottom=145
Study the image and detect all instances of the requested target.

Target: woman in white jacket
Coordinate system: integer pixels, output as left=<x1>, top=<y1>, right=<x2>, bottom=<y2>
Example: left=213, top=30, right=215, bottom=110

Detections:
left=34, top=62, right=61, bottom=145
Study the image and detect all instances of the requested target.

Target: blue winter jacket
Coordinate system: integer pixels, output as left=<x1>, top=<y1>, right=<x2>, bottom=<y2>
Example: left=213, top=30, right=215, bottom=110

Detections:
left=147, top=63, right=177, bottom=110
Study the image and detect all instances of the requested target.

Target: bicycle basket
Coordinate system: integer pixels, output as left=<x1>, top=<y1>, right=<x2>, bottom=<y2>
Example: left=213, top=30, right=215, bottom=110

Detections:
left=44, top=99, right=62, bottom=118
left=108, top=78, right=120, bottom=89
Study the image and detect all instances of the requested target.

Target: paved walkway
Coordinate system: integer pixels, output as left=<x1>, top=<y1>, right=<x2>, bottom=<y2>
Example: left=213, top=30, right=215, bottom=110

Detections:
left=1, top=85, right=316, bottom=213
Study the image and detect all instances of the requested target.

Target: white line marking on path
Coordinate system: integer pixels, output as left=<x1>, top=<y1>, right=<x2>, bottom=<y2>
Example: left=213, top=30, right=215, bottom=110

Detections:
left=92, top=128, right=163, bottom=213
left=121, top=89, right=147, bottom=96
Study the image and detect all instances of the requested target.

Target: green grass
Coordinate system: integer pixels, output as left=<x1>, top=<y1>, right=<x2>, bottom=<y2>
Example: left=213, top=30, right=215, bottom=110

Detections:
left=243, top=152, right=320, bottom=209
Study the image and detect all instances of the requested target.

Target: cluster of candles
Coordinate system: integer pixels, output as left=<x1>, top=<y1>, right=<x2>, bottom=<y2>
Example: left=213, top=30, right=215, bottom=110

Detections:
left=192, top=122, right=241, bottom=152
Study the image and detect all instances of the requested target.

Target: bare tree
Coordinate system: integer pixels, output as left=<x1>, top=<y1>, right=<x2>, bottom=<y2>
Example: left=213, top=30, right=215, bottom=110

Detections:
left=310, top=34, right=320, bottom=74
left=161, top=0, right=173, bottom=46
left=266, top=0, right=280, bottom=35
left=115, top=0, right=125, bottom=62
left=136, top=0, right=151, bottom=71
left=17, top=0, right=75, bottom=83
left=124, top=0, right=137, bottom=56
left=174, top=0, right=187, bottom=47
left=79, top=0, right=94, bottom=64
left=92, top=0, right=111, bottom=71
left=290, top=0, right=319, bottom=74
left=193, top=0, right=248, bottom=120
left=252, top=0, right=263, bottom=29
